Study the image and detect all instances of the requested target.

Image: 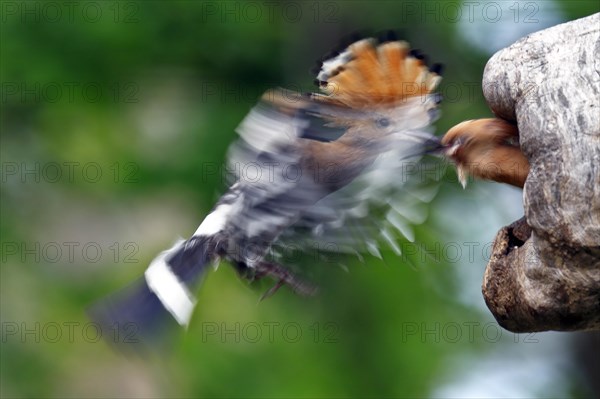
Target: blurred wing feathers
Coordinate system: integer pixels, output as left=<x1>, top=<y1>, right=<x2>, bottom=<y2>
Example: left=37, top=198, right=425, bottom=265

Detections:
left=273, top=143, right=440, bottom=259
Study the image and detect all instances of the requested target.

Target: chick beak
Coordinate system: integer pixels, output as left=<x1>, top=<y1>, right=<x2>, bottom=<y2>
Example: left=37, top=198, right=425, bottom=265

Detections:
left=442, top=141, right=468, bottom=188
left=444, top=141, right=462, bottom=157
left=420, top=136, right=469, bottom=188
left=456, top=166, right=468, bottom=189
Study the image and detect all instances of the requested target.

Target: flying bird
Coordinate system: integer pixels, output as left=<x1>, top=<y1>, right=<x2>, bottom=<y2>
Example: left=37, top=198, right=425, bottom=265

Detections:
left=89, top=35, right=447, bottom=348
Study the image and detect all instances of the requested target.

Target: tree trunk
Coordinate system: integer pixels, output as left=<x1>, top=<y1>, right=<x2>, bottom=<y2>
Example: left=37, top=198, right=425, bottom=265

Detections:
left=480, top=13, right=600, bottom=332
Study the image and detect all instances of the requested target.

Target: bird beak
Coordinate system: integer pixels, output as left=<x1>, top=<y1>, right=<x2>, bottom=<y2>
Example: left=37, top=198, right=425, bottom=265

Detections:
left=437, top=139, right=468, bottom=188
left=423, top=135, right=445, bottom=155
left=409, top=134, right=469, bottom=188
left=456, top=166, right=468, bottom=189
left=445, top=142, right=461, bottom=157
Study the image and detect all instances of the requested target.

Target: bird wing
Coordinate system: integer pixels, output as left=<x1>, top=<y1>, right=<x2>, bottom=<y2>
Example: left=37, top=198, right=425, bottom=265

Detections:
left=224, top=89, right=369, bottom=260
left=272, top=147, right=441, bottom=262
left=270, top=97, right=442, bottom=263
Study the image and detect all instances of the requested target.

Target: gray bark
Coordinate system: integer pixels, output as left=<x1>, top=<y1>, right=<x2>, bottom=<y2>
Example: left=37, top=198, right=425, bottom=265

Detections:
left=480, top=13, right=600, bottom=332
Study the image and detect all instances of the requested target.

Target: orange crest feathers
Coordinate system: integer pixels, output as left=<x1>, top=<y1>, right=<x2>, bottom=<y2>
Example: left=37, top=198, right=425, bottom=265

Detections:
left=315, top=37, right=442, bottom=109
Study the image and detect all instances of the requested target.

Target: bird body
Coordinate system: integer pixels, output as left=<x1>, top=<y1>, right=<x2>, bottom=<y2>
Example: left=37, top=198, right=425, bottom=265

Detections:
left=90, top=36, right=446, bottom=346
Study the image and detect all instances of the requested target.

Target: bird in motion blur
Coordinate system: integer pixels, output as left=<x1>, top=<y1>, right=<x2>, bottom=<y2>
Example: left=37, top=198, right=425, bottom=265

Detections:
left=90, top=33, right=529, bottom=348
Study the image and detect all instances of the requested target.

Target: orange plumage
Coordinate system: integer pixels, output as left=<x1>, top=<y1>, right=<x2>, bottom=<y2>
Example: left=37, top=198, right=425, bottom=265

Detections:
left=442, top=118, right=530, bottom=188
left=315, top=38, right=441, bottom=108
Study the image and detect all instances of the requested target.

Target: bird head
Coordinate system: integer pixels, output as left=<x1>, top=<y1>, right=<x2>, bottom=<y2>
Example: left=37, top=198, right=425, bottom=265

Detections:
left=441, top=118, right=529, bottom=188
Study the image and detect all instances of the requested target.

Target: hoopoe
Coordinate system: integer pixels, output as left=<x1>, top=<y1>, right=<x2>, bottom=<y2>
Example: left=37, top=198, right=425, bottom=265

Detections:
left=89, top=35, right=446, bottom=347
left=442, top=118, right=530, bottom=188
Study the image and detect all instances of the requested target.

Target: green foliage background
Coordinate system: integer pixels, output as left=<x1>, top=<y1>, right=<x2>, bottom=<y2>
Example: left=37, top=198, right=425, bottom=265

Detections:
left=1, top=1, right=598, bottom=398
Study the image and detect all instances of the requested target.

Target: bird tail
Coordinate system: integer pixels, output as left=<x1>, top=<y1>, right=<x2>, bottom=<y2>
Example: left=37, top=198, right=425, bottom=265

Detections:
left=88, top=236, right=214, bottom=352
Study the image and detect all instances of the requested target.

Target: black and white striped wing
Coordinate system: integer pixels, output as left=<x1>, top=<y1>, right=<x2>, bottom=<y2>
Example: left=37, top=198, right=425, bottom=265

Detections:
left=223, top=90, right=360, bottom=257
left=274, top=148, right=440, bottom=261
